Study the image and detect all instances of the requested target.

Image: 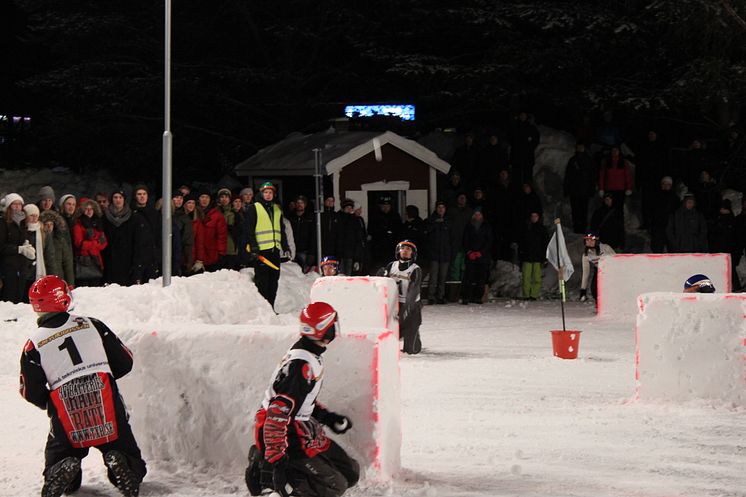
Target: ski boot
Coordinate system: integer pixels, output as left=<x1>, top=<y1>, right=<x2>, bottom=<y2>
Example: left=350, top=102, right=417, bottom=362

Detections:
left=104, top=450, right=140, bottom=497
left=42, top=457, right=81, bottom=497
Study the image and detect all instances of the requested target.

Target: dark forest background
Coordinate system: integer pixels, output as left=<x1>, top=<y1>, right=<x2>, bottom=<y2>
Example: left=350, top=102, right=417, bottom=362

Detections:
left=2, top=0, right=746, bottom=183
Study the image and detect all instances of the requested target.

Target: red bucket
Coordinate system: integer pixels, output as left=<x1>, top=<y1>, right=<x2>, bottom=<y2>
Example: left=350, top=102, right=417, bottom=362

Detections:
left=550, top=330, right=582, bottom=359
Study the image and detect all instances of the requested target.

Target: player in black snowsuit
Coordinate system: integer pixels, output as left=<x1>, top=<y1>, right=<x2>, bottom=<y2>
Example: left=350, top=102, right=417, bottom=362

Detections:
left=19, top=275, right=146, bottom=497
left=245, top=301, right=359, bottom=497
left=377, top=240, right=423, bottom=354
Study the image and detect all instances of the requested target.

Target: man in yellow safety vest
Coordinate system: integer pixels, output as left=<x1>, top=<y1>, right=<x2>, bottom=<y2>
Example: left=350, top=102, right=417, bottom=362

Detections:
left=245, top=182, right=290, bottom=309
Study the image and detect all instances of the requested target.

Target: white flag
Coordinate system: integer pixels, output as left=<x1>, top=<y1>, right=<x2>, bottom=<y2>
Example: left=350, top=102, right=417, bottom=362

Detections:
left=546, top=224, right=574, bottom=282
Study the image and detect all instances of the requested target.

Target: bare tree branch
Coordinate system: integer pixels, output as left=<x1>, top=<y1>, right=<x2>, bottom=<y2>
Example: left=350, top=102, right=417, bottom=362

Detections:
left=719, top=0, right=746, bottom=31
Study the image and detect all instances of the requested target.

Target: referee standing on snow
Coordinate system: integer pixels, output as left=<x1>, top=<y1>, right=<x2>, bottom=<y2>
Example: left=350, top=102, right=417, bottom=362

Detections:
left=245, top=182, right=289, bottom=309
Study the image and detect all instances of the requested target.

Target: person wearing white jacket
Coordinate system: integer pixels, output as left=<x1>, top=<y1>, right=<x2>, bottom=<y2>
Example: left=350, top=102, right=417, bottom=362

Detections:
left=0, top=193, right=35, bottom=303
left=579, top=231, right=615, bottom=302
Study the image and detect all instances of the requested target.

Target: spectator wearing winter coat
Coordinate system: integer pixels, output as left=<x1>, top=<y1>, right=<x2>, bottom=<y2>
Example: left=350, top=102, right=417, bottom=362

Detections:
left=460, top=208, right=492, bottom=305
left=239, top=187, right=254, bottom=210
left=40, top=210, right=75, bottom=286
left=441, top=170, right=466, bottom=208
left=598, top=146, right=634, bottom=222
left=734, top=197, right=746, bottom=291
left=513, top=182, right=543, bottom=242
left=0, top=193, right=34, bottom=303
left=216, top=188, right=239, bottom=269
left=183, top=193, right=205, bottom=274
left=36, top=185, right=56, bottom=213
left=509, top=112, right=540, bottom=184
left=649, top=176, right=679, bottom=253
left=451, top=133, right=479, bottom=187
left=446, top=193, right=473, bottom=281
left=666, top=194, right=708, bottom=253
left=491, top=168, right=518, bottom=261
left=469, top=187, right=492, bottom=222
left=709, top=199, right=740, bottom=291
left=333, top=199, right=364, bottom=276
left=194, top=190, right=228, bottom=273
left=636, top=131, right=669, bottom=230
left=288, top=195, right=316, bottom=272
left=131, top=185, right=161, bottom=280
left=477, top=132, right=509, bottom=186
left=102, top=190, right=144, bottom=286
left=402, top=205, right=426, bottom=262
left=58, top=194, right=77, bottom=250
left=519, top=212, right=548, bottom=300
left=425, top=201, right=451, bottom=304
left=24, top=203, right=52, bottom=281
left=231, top=195, right=250, bottom=268
left=171, top=191, right=194, bottom=276
left=681, top=139, right=708, bottom=190
left=691, top=170, right=721, bottom=222
left=320, top=195, right=336, bottom=258
left=590, top=193, right=625, bottom=250
left=368, top=195, right=402, bottom=271
left=563, top=143, right=596, bottom=234
left=72, top=198, right=108, bottom=287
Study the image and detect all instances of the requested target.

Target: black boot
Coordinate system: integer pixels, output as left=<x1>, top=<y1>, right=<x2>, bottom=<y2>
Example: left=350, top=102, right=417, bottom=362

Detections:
left=42, top=457, right=81, bottom=497
left=104, top=451, right=140, bottom=497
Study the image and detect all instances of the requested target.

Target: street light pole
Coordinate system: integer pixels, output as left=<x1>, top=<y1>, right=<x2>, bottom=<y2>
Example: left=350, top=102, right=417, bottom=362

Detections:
left=161, top=0, right=173, bottom=286
left=314, top=148, right=323, bottom=274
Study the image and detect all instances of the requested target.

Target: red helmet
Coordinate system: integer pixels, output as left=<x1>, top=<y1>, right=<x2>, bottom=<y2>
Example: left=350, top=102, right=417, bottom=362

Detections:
left=299, top=301, right=338, bottom=342
left=28, top=275, right=72, bottom=313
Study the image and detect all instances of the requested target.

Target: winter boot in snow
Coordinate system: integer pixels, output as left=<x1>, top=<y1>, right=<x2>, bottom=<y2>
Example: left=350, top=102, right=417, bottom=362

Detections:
left=104, top=450, right=140, bottom=497
left=42, top=457, right=81, bottom=497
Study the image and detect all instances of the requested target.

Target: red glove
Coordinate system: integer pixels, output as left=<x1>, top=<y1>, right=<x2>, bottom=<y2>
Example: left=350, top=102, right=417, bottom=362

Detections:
left=466, top=251, right=476, bottom=261
left=473, top=251, right=482, bottom=259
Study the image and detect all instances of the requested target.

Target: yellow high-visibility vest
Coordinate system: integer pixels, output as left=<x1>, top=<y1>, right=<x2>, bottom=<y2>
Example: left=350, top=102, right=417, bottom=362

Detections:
left=255, top=202, right=282, bottom=251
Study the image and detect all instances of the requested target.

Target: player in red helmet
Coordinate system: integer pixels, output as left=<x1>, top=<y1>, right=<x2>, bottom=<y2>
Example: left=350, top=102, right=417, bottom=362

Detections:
left=377, top=240, right=423, bottom=354
left=20, top=276, right=146, bottom=497
left=245, top=301, right=359, bottom=497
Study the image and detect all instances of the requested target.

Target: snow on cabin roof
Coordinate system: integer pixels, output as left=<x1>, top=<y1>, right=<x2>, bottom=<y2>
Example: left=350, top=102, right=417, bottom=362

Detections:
left=234, top=130, right=451, bottom=177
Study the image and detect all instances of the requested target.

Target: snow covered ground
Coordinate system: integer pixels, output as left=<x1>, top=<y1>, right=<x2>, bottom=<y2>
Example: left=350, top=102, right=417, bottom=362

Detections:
left=2, top=268, right=744, bottom=497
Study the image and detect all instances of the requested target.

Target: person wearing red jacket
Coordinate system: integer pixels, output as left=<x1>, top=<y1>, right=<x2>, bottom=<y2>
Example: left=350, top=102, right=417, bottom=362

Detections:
left=598, top=145, right=634, bottom=221
left=72, top=199, right=108, bottom=287
left=20, top=276, right=146, bottom=497
left=192, top=190, right=228, bottom=273
left=245, top=302, right=359, bottom=497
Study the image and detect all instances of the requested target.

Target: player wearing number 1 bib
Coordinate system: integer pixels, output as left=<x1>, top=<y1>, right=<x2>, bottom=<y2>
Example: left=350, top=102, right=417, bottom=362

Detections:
left=19, top=275, right=146, bottom=497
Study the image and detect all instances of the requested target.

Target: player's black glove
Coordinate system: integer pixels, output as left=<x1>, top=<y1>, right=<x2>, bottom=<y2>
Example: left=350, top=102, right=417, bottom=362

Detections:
left=326, top=412, right=353, bottom=434
left=271, top=457, right=292, bottom=497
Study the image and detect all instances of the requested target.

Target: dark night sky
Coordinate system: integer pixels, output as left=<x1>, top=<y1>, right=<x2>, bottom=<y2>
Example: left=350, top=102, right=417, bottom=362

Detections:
left=2, top=0, right=746, bottom=182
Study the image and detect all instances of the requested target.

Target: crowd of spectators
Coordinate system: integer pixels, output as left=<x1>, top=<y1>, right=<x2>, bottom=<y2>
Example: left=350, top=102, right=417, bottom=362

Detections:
left=2, top=113, right=745, bottom=304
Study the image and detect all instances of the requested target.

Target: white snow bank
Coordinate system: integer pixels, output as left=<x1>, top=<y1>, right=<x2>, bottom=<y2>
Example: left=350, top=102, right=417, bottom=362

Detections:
left=598, top=253, right=731, bottom=319
left=636, top=292, right=746, bottom=406
left=117, top=324, right=399, bottom=479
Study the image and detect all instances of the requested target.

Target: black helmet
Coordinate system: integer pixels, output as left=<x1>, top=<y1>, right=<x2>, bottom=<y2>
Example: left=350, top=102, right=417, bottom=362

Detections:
left=395, top=240, right=417, bottom=261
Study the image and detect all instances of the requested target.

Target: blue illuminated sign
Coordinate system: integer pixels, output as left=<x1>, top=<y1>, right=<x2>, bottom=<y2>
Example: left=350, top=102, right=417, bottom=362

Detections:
left=344, top=104, right=415, bottom=121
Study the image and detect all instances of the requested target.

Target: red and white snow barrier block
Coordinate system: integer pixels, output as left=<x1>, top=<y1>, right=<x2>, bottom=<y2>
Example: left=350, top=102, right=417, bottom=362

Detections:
left=636, top=292, right=746, bottom=406
left=116, top=277, right=401, bottom=479
left=309, top=276, right=401, bottom=477
left=597, top=253, right=731, bottom=319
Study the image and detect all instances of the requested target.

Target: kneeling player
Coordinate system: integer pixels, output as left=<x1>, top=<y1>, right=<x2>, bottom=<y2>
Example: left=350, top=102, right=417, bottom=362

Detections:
left=377, top=240, right=423, bottom=354
left=245, top=301, right=359, bottom=497
left=20, top=276, right=146, bottom=497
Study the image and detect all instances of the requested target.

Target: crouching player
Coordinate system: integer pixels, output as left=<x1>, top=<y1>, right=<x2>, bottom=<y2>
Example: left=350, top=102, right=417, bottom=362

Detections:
left=245, top=302, right=359, bottom=497
left=20, top=275, right=146, bottom=497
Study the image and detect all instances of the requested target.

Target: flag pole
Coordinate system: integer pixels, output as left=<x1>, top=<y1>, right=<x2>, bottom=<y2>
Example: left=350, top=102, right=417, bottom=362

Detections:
left=554, top=218, right=567, bottom=332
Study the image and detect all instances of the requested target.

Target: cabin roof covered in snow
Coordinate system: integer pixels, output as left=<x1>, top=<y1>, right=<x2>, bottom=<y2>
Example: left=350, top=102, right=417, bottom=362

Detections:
left=234, top=130, right=450, bottom=177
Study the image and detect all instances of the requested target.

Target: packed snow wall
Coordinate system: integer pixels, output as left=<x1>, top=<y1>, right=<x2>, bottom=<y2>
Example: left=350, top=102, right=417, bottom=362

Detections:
left=597, top=253, right=731, bottom=319
left=114, top=276, right=401, bottom=479
left=636, top=292, right=746, bottom=405
left=309, top=276, right=401, bottom=476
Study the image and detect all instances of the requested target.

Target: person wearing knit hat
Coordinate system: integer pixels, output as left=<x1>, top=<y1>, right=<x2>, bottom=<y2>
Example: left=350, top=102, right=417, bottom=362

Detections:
left=1, top=193, right=35, bottom=303
left=72, top=198, right=107, bottom=286
left=39, top=209, right=75, bottom=286
left=37, top=186, right=56, bottom=212
left=58, top=194, right=77, bottom=239
left=24, top=204, right=49, bottom=281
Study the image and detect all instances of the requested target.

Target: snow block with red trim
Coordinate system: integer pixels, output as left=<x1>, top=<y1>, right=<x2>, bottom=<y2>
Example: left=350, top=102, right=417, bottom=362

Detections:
left=597, top=253, right=731, bottom=319
left=636, top=292, right=746, bottom=405
left=309, top=276, right=401, bottom=476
